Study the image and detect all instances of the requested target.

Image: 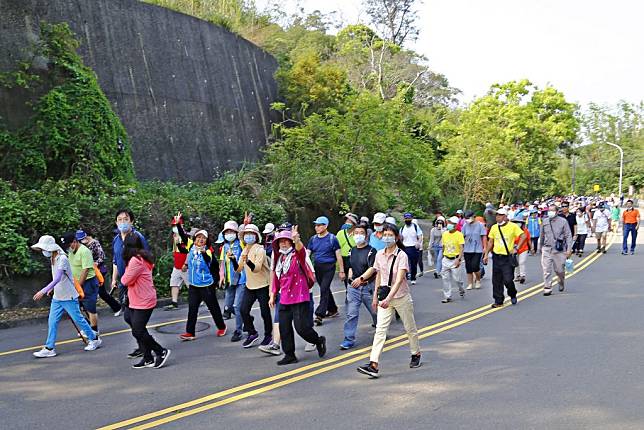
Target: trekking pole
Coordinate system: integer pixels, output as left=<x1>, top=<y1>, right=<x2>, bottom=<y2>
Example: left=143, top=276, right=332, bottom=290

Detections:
left=68, top=316, right=88, bottom=345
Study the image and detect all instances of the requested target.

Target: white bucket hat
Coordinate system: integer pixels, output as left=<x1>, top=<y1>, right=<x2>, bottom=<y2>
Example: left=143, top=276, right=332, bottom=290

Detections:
left=31, top=235, right=64, bottom=253
left=242, top=224, right=262, bottom=243
left=194, top=230, right=208, bottom=239
left=222, top=220, right=239, bottom=233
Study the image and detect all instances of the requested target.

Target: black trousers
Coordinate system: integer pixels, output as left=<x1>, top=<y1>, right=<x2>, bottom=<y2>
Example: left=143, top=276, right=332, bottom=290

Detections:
left=186, top=285, right=226, bottom=335
left=314, top=263, right=337, bottom=318
left=492, top=253, right=517, bottom=305
left=98, top=284, right=120, bottom=313
left=573, top=234, right=587, bottom=252
left=342, top=256, right=350, bottom=289
left=404, top=246, right=419, bottom=280
left=130, top=308, right=164, bottom=361
left=240, top=286, right=272, bottom=336
left=531, top=237, right=539, bottom=252
left=279, top=301, right=321, bottom=359
left=418, top=250, right=424, bottom=273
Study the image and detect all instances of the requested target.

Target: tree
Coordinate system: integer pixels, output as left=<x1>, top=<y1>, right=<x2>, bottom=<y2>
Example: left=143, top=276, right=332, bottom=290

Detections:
left=363, top=0, right=421, bottom=47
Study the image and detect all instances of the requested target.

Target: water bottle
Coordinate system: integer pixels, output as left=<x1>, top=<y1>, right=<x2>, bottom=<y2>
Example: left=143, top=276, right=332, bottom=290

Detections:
left=565, top=258, right=574, bottom=273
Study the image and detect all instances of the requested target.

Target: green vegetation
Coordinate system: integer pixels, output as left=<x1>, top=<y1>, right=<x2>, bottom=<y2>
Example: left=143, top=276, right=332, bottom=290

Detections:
left=1, top=1, right=640, bottom=293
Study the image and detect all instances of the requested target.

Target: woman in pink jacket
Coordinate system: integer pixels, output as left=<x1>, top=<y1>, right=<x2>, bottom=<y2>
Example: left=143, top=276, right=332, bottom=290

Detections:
left=270, top=226, right=326, bottom=365
left=121, top=233, right=171, bottom=369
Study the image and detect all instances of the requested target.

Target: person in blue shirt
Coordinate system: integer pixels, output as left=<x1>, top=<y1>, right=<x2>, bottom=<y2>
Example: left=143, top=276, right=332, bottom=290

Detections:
left=527, top=209, right=541, bottom=255
left=308, top=216, right=345, bottom=326
left=111, top=209, right=149, bottom=319
left=369, top=212, right=387, bottom=251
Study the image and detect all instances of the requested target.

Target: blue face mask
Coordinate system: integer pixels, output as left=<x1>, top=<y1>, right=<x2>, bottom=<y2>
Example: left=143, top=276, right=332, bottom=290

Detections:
left=244, top=234, right=257, bottom=244
left=382, top=236, right=395, bottom=245
left=117, top=223, right=130, bottom=233
left=341, top=223, right=352, bottom=230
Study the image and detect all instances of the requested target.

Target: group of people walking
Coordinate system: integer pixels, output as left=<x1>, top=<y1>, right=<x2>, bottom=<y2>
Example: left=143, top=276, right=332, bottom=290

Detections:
left=29, top=195, right=638, bottom=378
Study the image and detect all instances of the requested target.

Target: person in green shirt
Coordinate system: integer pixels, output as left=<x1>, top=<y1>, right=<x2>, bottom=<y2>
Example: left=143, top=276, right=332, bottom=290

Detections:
left=337, top=213, right=358, bottom=291
left=611, top=205, right=621, bottom=233
left=61, top=231, right=100, bottom=336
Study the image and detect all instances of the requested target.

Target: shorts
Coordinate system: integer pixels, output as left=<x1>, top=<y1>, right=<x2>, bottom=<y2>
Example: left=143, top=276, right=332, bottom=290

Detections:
left=170, top=267, right=189, bottom=287
left=80, top=277, right=99, bottom=313
left=595, top=230, right=608, bottom=238
left=464, top=252, right=482, bottom=274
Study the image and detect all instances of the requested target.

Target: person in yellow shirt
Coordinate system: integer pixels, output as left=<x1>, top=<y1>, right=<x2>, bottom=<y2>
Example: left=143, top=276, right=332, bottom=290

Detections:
left=440, top=216, right=465, bottom=303
left=483, top=208, right=527, bottom=308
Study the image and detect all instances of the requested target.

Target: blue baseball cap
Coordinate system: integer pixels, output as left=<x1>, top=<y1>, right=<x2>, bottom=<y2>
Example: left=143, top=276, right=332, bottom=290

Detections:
left=313, top=216, right=329, bottom=226
left=75, top=230, right=87, bottom=241
left=403, top=212, right=413, bottom=219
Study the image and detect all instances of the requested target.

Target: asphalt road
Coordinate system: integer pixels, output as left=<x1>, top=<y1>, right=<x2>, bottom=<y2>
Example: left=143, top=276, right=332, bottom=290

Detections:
left=1, top=232, right=642, bottom=430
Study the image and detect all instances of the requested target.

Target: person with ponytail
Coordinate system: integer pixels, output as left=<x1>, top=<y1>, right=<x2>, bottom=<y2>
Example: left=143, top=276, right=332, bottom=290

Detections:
left=357, top=223, right=421, bottom=378
left=121, top=233, right=170, bottom=369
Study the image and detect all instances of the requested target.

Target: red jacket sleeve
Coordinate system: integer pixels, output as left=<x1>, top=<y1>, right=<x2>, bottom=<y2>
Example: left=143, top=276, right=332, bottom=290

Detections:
left=120, top=257, right=142, bottom=287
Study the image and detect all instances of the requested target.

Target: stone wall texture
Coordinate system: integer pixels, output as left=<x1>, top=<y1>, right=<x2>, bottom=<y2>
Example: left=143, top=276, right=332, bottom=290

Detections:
left=0, top=0, right=278, bottom=181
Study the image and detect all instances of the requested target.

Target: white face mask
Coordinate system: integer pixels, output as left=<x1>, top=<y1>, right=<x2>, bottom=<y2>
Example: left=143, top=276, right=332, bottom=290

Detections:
left=374, top=225, right=383, bottom=232
left=354, top=234, right=366, bottom=245
left=468, top=218, right=475, bottom=223
left=42, top=250, right=52, bottom=258
left=279, top=247, right=293, bottom=255
left=547, top=211, right=557, bottom=218
left=224, top=233, right=237, bottom=242
left=498, top=220, right=506, bottom=226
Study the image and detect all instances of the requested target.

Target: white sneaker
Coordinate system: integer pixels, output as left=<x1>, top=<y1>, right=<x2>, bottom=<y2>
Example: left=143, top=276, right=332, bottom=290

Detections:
left=304, top=342, right=317, bottom=352
left=84, top=338, right=102, bottom=351
left=466, top=284, right=473, bottom=290
left=411, top=280, right=416, bottom=285
left=33, top=347, right=57, bottom=358
left=259, top=343, right=282, bottom=356
left=114, top=309, right=123, bottom=317
left=474, top=281, right=481, bottom=289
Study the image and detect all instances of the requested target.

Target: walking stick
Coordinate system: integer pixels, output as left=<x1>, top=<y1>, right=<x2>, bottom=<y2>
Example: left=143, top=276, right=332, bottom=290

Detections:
left=68, top=315, right=88, bottom=345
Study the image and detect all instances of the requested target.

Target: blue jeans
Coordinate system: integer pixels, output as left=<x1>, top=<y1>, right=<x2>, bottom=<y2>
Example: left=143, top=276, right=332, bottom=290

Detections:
left=623, top=223, right=638, bottom=252
left=224, top=284, right=246, bottom=332
left=343, top=284, right=377, bottom=344
left=46, top=298, right=96, bottom=349
left=432, top=245, right=443, bottom=274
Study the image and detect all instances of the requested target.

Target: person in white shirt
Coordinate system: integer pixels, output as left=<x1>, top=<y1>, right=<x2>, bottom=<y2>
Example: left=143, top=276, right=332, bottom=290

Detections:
left=400, top=212, right=423, bottom=285
left=573, top=207, right=591, bottom=257
left=592, top=202, right=611, bottom=253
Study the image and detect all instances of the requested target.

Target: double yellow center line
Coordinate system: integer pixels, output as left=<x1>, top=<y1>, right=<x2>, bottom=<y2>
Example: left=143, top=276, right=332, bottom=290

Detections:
left=98, top=238, right=612, bottom=430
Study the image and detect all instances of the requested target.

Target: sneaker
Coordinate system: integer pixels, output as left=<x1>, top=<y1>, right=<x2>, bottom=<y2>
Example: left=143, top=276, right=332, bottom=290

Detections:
left=84, top=338, right=102, bottom=351
left=410, top=353, right=422, bottom=368
left=305, top=342, right=317, bottom=352
left=339, top=340, right=354, bottom=350
left=441, top=298, right=452, bottom=303
left=326, top=311, right=340, bottom=318
left=316, top=336, right=327, bottom=358
left=314, top=316, right=323, bottom=326
left=127, top=349, right=143, bottom=359
left=602, top=247, right=607, bottom=254
left=596, top=248, right=601, bottom=254
left=519, top=277, right=526, bottom=284
left=277, top=356, right=298, bottom=365
left=259, top=335, right=273, bottom=346
left=242, top=333, right=260, bottom=348
left=418, top=272, right=424, bottom=278
left=631, top=251, right=635, bottom=255
left=433, top=272, right=440, bottom=279
left=466, top=284, right=473, bottom=290
left=543, top=290, right=552, bottom=296
left=154, top=349, right=171, bottom=369
left=411, top=280, right=416, bottom=285
left=222, top=310, right=232, bottom=320
left=259, top=342, right=282, bottom=356
left=132, top=359, right=154, bottom=369
left=622, top=251, right=628, bottom=255
left=179, top=333, right=196, bottom=341
left=559, top=282, right=565, bottom=292
left=474, top=281, right=481, bottom=289
left=216, top=327, right=227, bottom=337
left=510, top=296, right=518, bottom=305
left=164, top=303, right=178, bottom=311
left=490, top=303, right=503, bottom=309
left=33, top=347, right=57, bottom=358
left=114, top=309, right=123, bottom=317
left=231, top=330, right=243, bottom=342
left=357, top=363, right=379, bottom=378
left=459, top=289, right=465, bottom=298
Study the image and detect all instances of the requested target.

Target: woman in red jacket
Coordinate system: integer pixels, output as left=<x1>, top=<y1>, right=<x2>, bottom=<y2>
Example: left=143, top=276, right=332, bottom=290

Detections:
left=121, top=233, right=171, bottom=369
